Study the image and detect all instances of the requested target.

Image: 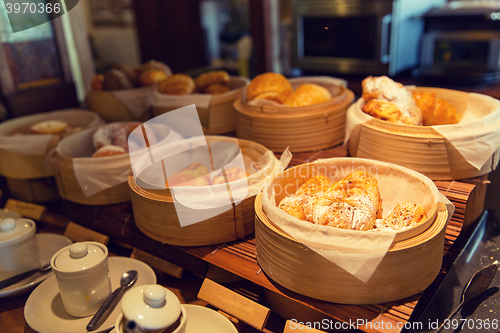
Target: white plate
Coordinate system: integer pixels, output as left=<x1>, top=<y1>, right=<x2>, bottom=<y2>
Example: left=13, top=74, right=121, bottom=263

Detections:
left=0, top=233, right=73, bottom=298
left=24, top=256, right=157, bottom=333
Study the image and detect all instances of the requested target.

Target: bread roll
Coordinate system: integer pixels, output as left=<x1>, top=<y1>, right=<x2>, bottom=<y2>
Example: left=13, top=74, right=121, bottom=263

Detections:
left=195, top=71, right=230, bottom=91
left=114, top=63, right=139, bottom=86
left=382, top=201, right=426, bottom=230
left=103, top=69, right=134, bottom=90
left=211, top=167, right=247, bottom=184
left=93, top=122, right=144, bottom=152
left=92, top=145, right=126, bottom=158
left=247, top=72, right=292, bottom=103
left=283, top=83, right=332, bottom=107
left=412, top=91, right=459, bottom=126
left=140, top=69, right=169, bottom=86
left=30, top=120, right=68, bottom=134
left=91, top=74, right=104, bottom=91
left=166, top=162, right=211, bottom=187
left=205, top=83, right=231, bottom=95
left=157, top=74, right=195, bottom=95
left=136, top=60, right=172, bottom=76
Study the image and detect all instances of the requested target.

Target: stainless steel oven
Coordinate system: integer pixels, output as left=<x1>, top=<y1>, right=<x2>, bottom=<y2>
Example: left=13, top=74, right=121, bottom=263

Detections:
left=292, top=0, right=446, bottom=76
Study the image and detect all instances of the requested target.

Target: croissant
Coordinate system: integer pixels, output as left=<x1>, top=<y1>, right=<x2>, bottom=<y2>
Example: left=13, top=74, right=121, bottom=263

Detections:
left=412, top=91, right=459, bottom=126
left=247, top=72, right=292, bottom=103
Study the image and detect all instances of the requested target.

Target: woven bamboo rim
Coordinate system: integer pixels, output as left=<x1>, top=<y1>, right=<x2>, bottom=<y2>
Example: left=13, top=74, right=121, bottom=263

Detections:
left=348, top=87, right=500, bottom=180
left=255, top=193, right=448, bottom=304
left=234, top=85, right=354, bottom=153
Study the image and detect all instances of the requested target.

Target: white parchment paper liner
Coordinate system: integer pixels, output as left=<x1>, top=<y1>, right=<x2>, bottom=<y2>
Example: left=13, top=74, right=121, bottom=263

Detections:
left=111, top=86, right=153, bottom=119
left=57, top=125, right=183, bottom=197
left=243, top=76, right=347, bottom=106
left=132, top=135, right=291, bottom=210
left=149, top=76, right=249, bottom=111
left=0, top=109, right=103, bottom=156
left=261, top=157, right=453, bottom=283
left=344, top=92, right=500, bottom=170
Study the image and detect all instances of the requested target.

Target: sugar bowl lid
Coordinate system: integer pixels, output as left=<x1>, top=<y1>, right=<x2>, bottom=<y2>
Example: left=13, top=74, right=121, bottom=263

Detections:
left=0, top=218, right=36, bottom=247
left=121, top=284, right=182, bottom=331
left=51, top=242, right=108, bottom=273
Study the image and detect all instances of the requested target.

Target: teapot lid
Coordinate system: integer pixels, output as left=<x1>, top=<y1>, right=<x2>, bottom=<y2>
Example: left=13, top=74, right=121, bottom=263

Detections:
left=121, top=284, right=182, bottom=331
left=51, top=242, right=107, bottom=272
left=0, top=218, right=36, bottom=247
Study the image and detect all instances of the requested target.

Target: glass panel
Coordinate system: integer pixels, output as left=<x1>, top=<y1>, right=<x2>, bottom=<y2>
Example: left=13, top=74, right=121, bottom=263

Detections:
left=433, top=40, right=489, bottom=68
left=302, top=16, right=378, bottom=60
left=0, top=3, right=63, bottom=88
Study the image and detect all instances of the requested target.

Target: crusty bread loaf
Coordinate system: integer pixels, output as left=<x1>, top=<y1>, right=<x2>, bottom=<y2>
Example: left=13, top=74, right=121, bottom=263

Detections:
left=283, top=83, right=332, bottom=107
left=157, top=74, right=195, bottom=95
left=247, top=72, right=292, bottom=103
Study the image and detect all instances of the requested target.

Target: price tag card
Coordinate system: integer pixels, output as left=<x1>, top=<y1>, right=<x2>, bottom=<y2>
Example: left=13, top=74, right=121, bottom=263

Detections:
left=4, top=199, right=46, bottom=221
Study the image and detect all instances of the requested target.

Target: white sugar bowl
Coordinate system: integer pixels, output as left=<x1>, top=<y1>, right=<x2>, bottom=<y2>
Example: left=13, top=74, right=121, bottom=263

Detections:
left=0, top=217, right=40, bottom=280
left=50, top=241, right=112, bottom=317
left=115, top=284, right=187, bottom=333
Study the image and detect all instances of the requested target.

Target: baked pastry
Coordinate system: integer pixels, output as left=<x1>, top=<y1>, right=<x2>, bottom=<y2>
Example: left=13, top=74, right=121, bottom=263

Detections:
left=30, top=120, right=68, bottom=134
left=247, top=72, right=292, bottom=103
left=139, top=69, right=169, bottom=86
left=157, top=74, right=196, bottom=95
left=166, top=162, right=211, bottom=187
left=136, top=60, right=172, bottom=77
left=310, top=189, right=376, bottom=231
left=361, top=76, right=423, bottom=126
left=362, top=100, right=411, bottom=125
left=283, top=83, right=332, bottom=107
left=412, top=91, right=459, bottom=126
left=381, top=201, right=426, bottom=230
left=211, top=167, right=247, bottom=185
left=279, top=175, right=331, bottom=221
left=330, top=171, right=382, bottom=219
left=103, top=69, right=134, bottom=90
left=195, top=71, right=230, bottom=91
left=92, top=122, right=157, bottom=152
left=91, top=145, right=126, bottom=158
left=114, top=63, right=139, bottom=86
left=205, top=83, right=231, bottom=95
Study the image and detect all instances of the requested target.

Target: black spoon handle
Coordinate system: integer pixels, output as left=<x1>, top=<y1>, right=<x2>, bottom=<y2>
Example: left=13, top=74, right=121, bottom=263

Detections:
left=86, top=286, right=124, bottom=332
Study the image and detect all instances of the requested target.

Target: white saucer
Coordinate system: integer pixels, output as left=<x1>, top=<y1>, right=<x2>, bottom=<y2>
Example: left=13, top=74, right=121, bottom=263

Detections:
left=0, top=233, right=73, bottom=298
left=24, top=256, right=157, bottom=333
left=183, top=304, right=238, bottom=333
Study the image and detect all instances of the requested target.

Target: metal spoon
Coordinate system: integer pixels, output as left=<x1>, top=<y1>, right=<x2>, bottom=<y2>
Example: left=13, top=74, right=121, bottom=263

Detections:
left=0, top=263, right=52, bottom=290
left=86, top=270, right=138, bottom=332
left=436, top=262, right=498, bottom=332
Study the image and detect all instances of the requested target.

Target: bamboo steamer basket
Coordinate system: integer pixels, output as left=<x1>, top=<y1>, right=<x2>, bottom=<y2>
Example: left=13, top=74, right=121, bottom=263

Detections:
left=128, top=136, right=280, bottom=246
left=347, top=87, right=500, bottom=180
left=234, top=83, right=354, bottom=153
left=85, top=88, right=152, bottom=122
left=255, top=158, right=449, bottom=305
left=51, top=127, right=132, bottom=205
left=0, top=109, right=103, bottom=180
left=152, top=77, right=249, bottom=135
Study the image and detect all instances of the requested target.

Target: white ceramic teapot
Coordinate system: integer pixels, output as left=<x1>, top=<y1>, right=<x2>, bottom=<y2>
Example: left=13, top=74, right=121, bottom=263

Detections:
left=115, top=284, right=187, bottom=333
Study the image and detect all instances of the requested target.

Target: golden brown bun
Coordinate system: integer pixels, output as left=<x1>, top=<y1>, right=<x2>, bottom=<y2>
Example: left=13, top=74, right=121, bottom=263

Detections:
left=247, top=72, right=292, bottom=103
left=30, top=120, right=68, bottom=134
left=166, top=162, right=211, bottom=187
left=295, top=175, right=331, bottom=196
left=195, top=71, right=230, bottom=91
left=103, top=69, right=134, bottom=90
left=157, top=74, right=195, bottom=95
left=140, top=69, right=169, bottom=86
left=382, top=201, right=426, bottom=230
left=412, top=91, right=459, bottom=126
left=136, top=60, right=172, bottom=76
left=204, top=83, right=231, bottom=95
left=362, top=100, right=405, bottom=124
left=283, top=83, right=332, bottom=107
left=91, top=145, right=126, bottom=158
left=91, top=74, right=104, bottom=91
